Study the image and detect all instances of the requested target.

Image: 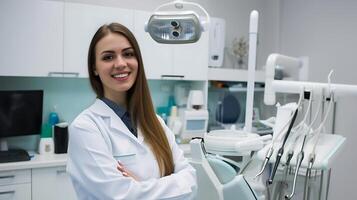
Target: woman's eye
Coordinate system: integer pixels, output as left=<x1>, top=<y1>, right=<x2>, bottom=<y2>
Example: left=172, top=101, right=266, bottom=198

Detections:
left=102, top=55, right=114, bottom=61
left=123, top=51, right=135, bottom=58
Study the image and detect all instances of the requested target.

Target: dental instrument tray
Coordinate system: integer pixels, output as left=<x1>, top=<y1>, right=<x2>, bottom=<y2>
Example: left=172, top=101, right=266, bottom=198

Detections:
left=256, top=133, right=345, bottom=170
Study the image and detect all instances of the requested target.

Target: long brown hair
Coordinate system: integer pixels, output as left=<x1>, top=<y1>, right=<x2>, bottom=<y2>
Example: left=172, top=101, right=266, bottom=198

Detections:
left=88, top=23, right=174, bottom=176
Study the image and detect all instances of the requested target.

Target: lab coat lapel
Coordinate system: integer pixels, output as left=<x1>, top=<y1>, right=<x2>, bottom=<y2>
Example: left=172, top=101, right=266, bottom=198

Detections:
left=137, top=126, right=144, bottom=144
left=90, top=99, right=142, bottom=145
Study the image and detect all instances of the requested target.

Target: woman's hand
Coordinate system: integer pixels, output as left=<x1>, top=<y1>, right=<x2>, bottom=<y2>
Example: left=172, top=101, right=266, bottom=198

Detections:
left=117, top=162, right=139, bottom=181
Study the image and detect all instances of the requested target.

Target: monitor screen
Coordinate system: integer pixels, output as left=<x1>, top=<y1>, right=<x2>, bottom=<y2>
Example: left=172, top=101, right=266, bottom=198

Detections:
left=0, top=90, right=43, bottom=138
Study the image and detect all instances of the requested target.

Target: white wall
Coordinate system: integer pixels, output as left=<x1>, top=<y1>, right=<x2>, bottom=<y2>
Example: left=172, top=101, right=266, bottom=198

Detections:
left=279, top=0, right=357, bottom=199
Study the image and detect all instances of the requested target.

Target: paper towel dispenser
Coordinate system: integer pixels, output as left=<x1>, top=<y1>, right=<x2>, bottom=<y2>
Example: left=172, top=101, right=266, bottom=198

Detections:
left=209, top=17, right=226, bottom=67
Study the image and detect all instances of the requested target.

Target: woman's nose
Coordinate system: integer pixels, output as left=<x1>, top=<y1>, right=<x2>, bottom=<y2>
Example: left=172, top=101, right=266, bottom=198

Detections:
left=114, top=55, right=127, bottom=69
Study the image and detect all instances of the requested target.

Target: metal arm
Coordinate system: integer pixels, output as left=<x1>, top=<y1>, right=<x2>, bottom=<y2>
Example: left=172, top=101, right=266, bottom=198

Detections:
left=264, top=53, right=357, bottom=106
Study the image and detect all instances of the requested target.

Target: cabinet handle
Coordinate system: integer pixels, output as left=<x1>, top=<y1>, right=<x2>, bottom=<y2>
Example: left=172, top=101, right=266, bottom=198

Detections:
left=0, top=175, right=15, bottom=179
left=161, top=75, right=185, bottom=79
left=56, top=169, right=67, bottom=175
left=0, top=191, right=15, bottom=195
left=48, top=72, right=79, bottom=77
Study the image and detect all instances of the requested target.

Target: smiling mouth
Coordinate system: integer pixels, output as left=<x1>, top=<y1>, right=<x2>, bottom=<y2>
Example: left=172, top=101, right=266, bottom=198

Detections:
left=112, top=73, right=129, bottom=78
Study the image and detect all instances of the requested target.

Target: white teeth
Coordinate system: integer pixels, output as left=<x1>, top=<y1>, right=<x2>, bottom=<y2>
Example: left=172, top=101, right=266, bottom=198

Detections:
left=113, top=73, right=129, bottom=78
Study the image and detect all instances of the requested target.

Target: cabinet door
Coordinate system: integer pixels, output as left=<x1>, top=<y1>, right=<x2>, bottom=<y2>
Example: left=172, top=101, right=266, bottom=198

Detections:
left=64, top=2, right=134, bottom=78
left=0, top=0, right=64, bottom=77
left=133, top=10, right=173, bottom=80
left=172, top=32, right=209, bottom=80
left=32, top=166, right=77, bottom=200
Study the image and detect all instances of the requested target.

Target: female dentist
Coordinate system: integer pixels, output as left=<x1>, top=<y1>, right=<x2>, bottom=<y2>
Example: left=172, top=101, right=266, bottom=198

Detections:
left=66, top=23, right=197, bottom=200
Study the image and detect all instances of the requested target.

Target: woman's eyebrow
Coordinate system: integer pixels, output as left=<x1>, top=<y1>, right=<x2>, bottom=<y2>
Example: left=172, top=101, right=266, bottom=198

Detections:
left=123, top=47, right=134, bottom=51
left=100, top=47, right=134, bottom=55
left=100, top=50, right=115, bottom=55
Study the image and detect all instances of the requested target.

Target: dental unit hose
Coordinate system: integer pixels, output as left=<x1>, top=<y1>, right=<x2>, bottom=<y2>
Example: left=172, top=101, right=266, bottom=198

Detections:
left=255, top=89, right=305, bottom=178
left=283, top=90, right=313, bottom=166
left=285, top=148, right=304, bottom=199
left=268, top=108, right=299, bottom=184
left=302, top=92, right=335, bottom=200
left=255, top=111, right=296, bottom=178
left=274, top=149, right=295, bottom=200
left=285, top=92, right=326, bottom=200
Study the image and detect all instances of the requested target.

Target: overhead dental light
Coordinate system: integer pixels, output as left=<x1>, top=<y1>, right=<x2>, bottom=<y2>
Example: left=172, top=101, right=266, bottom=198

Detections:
left=145, top=0, right=210, bottom=44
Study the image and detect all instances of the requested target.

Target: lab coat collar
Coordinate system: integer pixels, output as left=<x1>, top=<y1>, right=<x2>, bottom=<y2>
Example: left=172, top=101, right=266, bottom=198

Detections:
left=89, top=99, right=145, bottom=145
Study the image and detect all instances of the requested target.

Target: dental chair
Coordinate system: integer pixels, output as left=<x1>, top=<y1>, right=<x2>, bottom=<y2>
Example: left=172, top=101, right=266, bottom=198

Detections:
left=189, top=138, right=258, bottom=200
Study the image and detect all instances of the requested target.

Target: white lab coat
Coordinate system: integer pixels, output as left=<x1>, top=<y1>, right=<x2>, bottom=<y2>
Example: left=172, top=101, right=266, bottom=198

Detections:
left=67, top=99, right=197, bottom=200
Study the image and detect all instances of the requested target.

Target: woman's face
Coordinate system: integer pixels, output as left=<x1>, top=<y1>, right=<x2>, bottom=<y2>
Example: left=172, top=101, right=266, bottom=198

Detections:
left=94, top=33, right=138, bottom=100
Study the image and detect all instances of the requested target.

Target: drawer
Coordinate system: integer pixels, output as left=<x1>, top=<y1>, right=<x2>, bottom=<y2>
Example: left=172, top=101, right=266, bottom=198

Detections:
left=32, top=166, right=77, bottom=200
left=0, top=170, right=31, bottom=186
left=0, top=183, right=31, bottom=200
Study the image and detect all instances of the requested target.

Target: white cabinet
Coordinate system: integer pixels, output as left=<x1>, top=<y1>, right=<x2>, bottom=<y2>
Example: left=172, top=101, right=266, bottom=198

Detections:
left=133, top=10, right=209, bottom=80
left=0, top=1, right=209, bottom=80
left=0, top=154, right=76, bottom=200
left=172, top=33, right=209, bottom=81
left=0, top=0, right=64, bottom=77
left=0, top=170, right=31, bottom=200
left=32, top=166, right=77, bottom=200
left=64, top=2, right=134, bottom=78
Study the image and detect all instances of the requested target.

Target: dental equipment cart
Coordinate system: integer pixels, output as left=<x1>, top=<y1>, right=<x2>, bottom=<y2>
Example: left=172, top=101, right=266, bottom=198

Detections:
left=254, top=53, right=357, bottom=200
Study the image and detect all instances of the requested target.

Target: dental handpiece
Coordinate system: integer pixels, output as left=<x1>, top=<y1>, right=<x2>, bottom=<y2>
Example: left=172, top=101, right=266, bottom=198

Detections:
left=268, top=109, right=299, bottom=185
left=285, top=151, right=304, bottom=199
left=255, top=118, right=293, bottom=178
left=303, top=154, right=316, bottom=200
left=255, top=147, right=273, bottom=178
left=276, top=150, right=295, bottom=200
left=285, top=150, right=294, bottom=168
left=285, top=131, right=309, bottom=199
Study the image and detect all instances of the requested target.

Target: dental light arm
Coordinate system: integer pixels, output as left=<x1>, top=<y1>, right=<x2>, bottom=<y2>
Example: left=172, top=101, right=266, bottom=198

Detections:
left=264, top=54, right=302, bottom=105
left=264, top=53, right=357, bottom=105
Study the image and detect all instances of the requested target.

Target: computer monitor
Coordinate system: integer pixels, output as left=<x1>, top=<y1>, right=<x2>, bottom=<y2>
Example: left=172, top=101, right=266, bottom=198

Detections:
left=0, top=90, right=43, bottom=162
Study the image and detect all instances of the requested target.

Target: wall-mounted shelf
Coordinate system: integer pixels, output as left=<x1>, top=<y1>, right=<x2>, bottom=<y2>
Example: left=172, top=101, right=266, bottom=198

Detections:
left=208, top=67, right=265, bottom=82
